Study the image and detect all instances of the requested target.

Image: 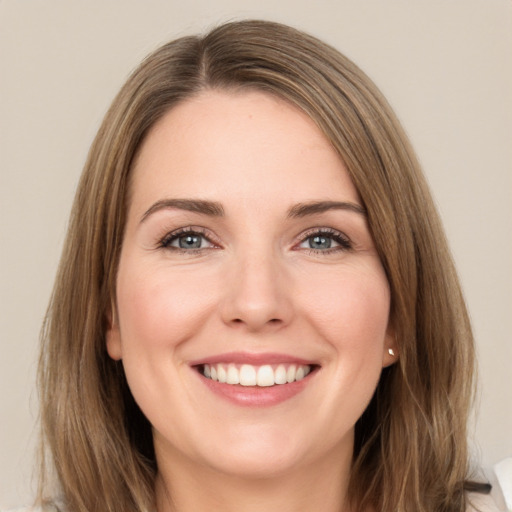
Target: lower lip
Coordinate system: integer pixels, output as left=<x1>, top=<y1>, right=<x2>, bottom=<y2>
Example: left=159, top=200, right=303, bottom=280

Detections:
left=196, top=370, right=315, bottom=407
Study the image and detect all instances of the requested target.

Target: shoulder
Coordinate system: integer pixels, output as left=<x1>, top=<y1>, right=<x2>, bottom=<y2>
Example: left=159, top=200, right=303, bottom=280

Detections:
left=466, top=492, right=504, bottom=512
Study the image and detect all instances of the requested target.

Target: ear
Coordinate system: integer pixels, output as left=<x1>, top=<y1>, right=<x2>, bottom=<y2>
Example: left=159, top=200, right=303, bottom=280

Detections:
left=105, top=303, right=123, bottom=361
left=382, top=325, right=399, bottom=368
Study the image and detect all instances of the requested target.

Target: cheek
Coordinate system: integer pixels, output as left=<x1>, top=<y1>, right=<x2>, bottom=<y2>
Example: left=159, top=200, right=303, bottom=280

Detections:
left=116, top=263, right=220, bottom=352
left=301, top=264, right=391, bottom=353
left=287, top=264, right=390, bottom=444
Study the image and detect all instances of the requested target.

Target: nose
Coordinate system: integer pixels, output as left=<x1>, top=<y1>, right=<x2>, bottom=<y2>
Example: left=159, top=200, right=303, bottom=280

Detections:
left=219, top=249, right=293, bottom=332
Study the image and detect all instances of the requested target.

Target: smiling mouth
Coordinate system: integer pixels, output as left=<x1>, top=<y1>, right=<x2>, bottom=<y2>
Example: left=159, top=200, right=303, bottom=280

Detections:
left=197, top=363, right=318, bottom=387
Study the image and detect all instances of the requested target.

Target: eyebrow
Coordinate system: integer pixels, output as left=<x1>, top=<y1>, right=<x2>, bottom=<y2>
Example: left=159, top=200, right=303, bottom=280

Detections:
left=140, top=199, right=225, bottom=223
left=287, top=200, right=367, bottom=218
left=140, top=198, right=366, bottom=223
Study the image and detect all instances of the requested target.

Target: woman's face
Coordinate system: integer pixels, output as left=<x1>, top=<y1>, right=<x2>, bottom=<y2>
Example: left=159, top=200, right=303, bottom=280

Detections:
left=107, top=90, right=396, bottom=479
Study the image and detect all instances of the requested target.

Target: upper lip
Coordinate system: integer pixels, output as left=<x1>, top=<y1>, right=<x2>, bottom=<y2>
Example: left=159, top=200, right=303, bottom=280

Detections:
left=188, top=351, right=319, bottom=367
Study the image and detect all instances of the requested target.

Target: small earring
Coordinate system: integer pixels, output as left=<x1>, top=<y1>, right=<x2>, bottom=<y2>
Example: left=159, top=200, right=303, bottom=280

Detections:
left=388, top=348, right=395, bottom=357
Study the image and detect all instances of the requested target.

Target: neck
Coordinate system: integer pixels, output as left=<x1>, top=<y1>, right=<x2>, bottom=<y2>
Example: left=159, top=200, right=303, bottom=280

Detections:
left=155, top=446, right=354, bottom=512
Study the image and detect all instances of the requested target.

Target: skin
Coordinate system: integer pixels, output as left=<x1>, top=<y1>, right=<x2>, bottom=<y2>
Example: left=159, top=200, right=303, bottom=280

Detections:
left=107, top=90, right=397, bottom=512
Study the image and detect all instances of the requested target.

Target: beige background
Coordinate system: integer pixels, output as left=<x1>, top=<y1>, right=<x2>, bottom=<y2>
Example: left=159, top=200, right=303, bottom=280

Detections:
left=1, top=0, right=511, bottom=508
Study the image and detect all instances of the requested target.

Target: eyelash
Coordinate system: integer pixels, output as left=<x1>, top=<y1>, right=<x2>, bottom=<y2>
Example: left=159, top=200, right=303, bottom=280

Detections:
left=157, top=227, right=352, bottom=255
left=158, top=226, right=218, bottom=254
left=295, top=228, right=352, bottom=255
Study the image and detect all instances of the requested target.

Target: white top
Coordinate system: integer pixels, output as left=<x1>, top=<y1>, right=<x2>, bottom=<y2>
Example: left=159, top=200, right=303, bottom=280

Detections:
left=466, top=492, right=506, bottom=511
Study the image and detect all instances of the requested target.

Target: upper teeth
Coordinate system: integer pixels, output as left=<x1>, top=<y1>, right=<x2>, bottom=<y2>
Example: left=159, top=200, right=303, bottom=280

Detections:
left=203, top=363, right=311, bottom=387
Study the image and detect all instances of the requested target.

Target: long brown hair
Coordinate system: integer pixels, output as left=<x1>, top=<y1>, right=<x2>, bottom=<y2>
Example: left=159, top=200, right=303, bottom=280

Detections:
left=38, top=20, right=477, bottom=512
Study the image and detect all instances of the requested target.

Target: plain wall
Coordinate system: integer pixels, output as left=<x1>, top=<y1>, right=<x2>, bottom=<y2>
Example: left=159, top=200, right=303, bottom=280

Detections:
left=1, top=0, right=511, bottom=508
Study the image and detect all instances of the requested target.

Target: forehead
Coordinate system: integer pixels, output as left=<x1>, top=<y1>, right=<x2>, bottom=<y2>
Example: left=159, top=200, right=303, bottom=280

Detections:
left=129, top=89, right=360, bottom=212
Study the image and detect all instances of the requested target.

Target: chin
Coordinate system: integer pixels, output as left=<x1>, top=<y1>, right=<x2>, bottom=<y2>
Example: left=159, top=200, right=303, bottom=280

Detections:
left=207, top=449, right=304, bottom=480
left=198, top=425, right=319, bottom=480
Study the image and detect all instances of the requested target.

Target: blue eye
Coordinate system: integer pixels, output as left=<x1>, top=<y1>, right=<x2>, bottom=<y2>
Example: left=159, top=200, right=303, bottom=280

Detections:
left=160, top=229, right=215, bottom=251
left=172, top=233, right=205, bottom=249
left=307, top=235, right=334, bottom=250
left=298, top=230, right=351, bottom=252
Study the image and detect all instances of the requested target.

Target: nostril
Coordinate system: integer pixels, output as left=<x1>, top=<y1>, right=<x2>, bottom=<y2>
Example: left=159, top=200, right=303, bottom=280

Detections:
left=232, top=318, right=280, bottom=323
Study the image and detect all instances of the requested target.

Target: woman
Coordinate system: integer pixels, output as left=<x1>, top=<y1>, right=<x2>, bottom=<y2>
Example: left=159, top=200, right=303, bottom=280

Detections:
left=34, top=20, right=498, bottom=512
